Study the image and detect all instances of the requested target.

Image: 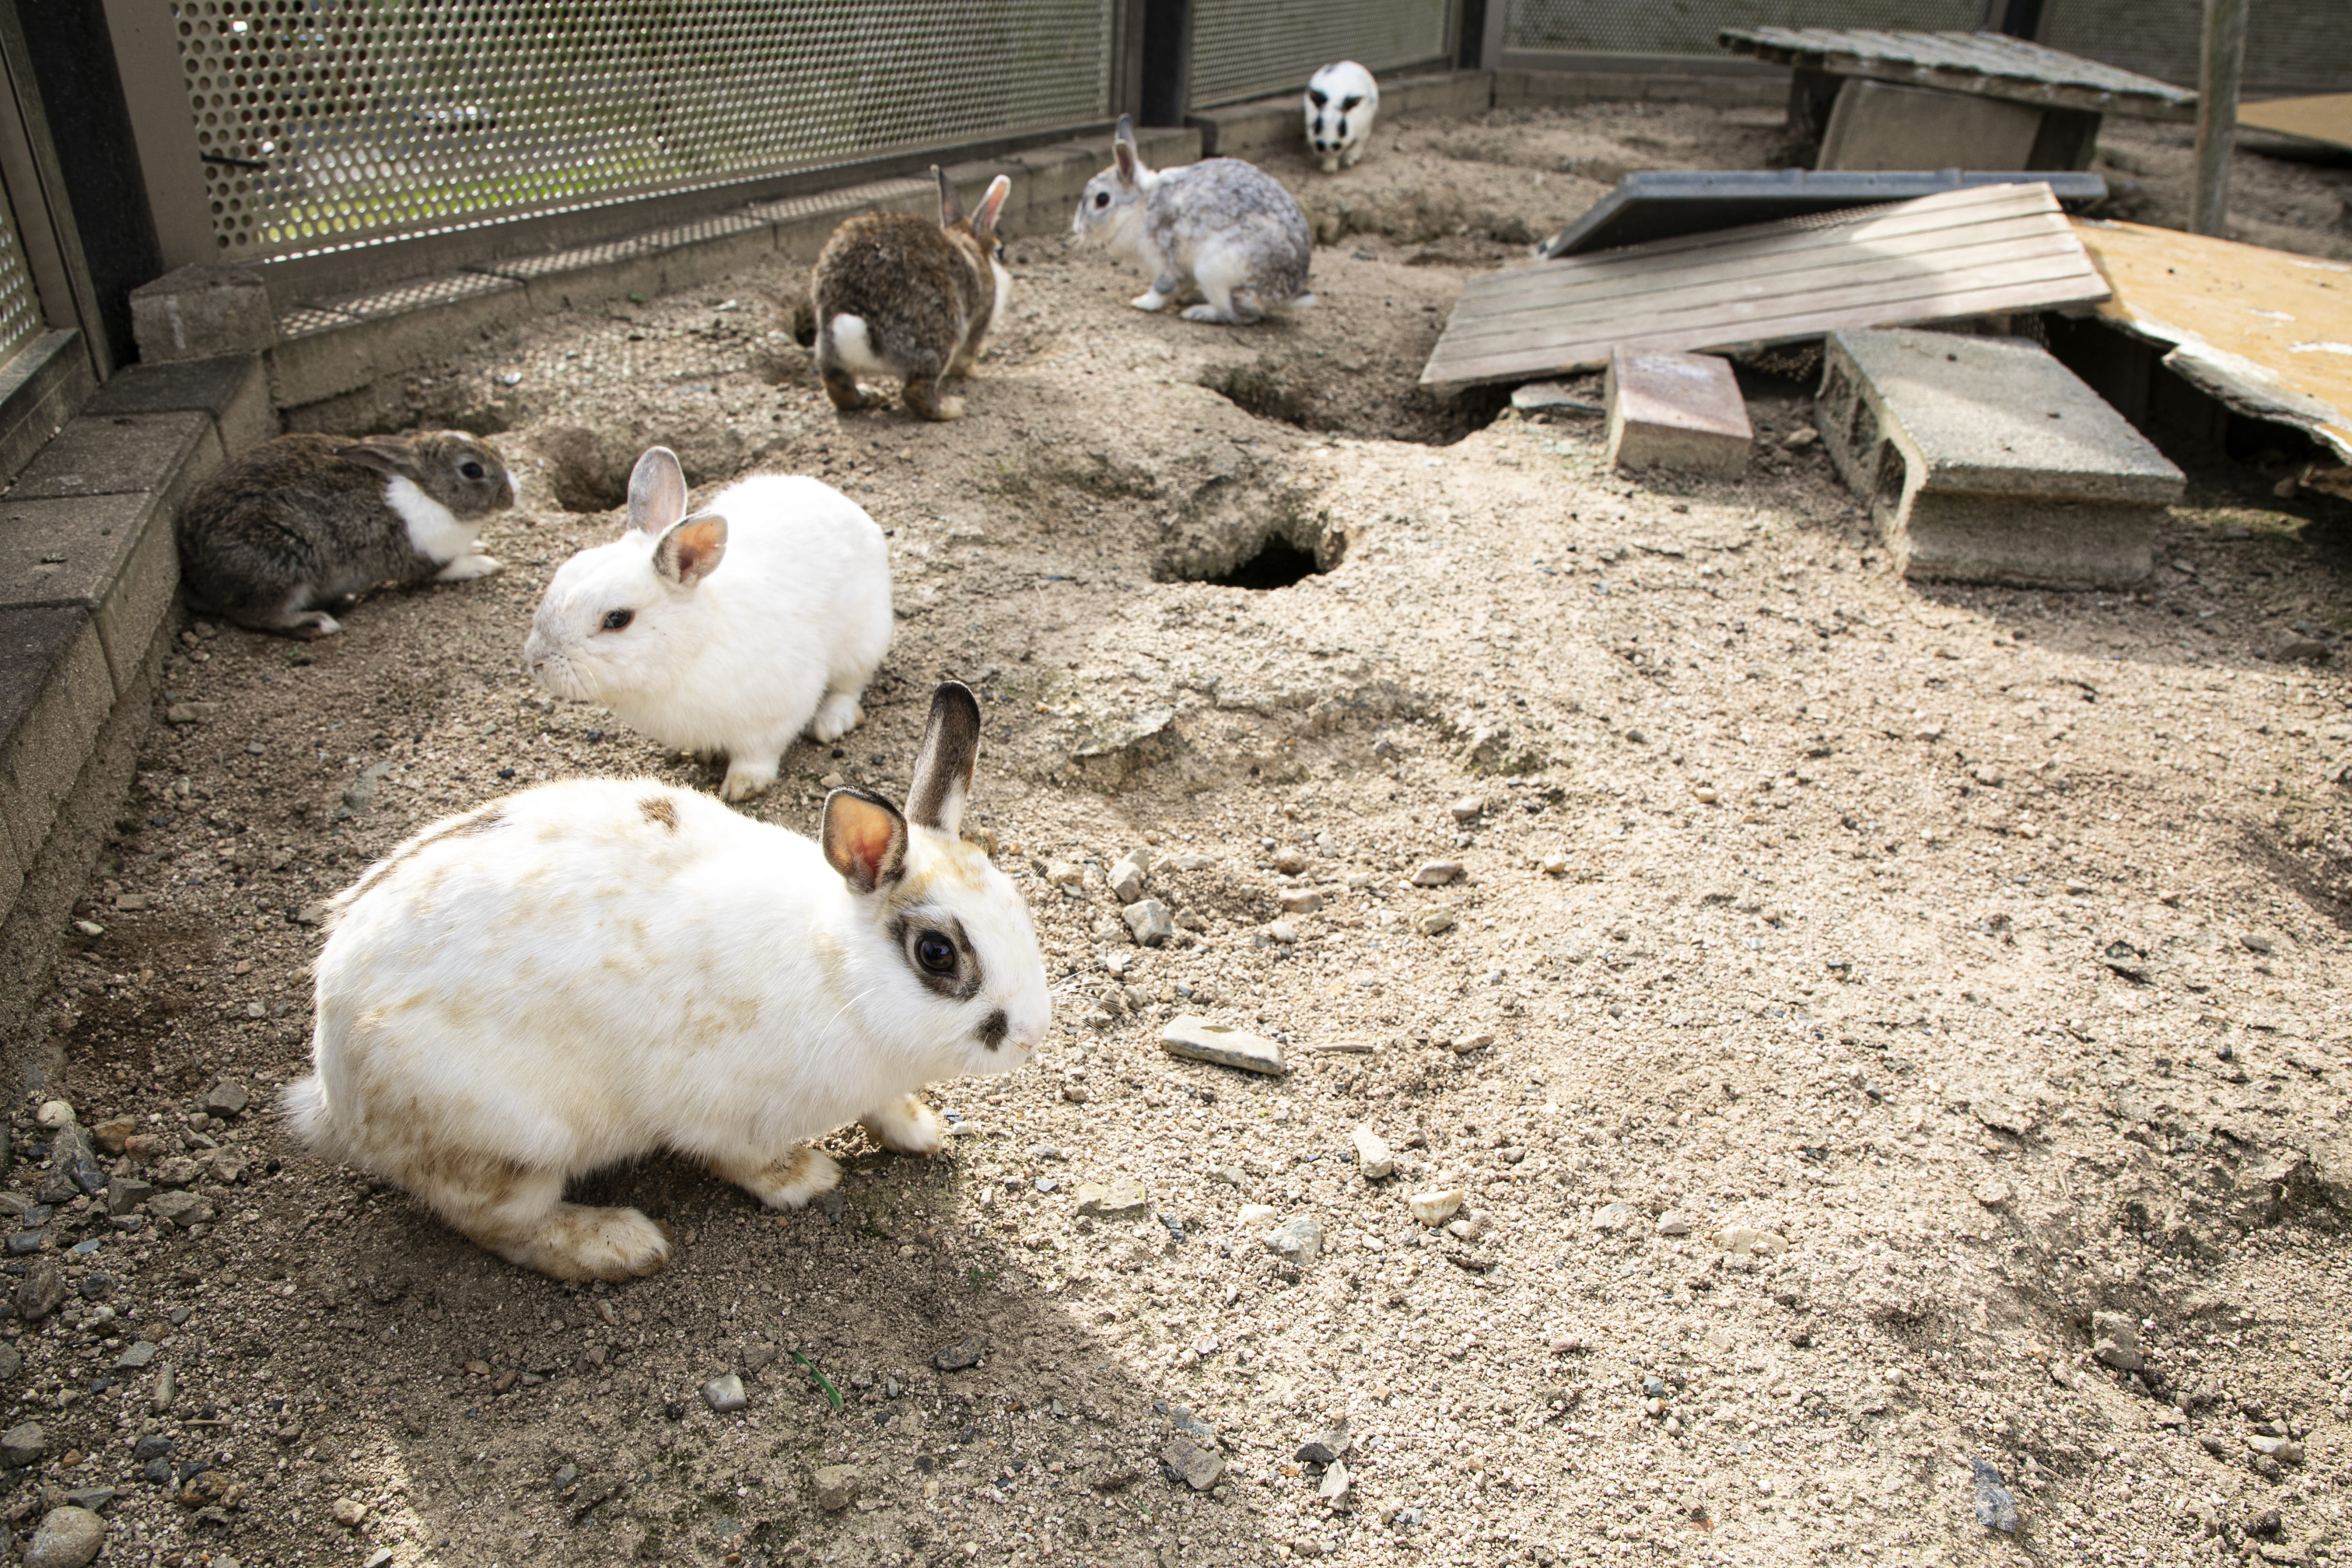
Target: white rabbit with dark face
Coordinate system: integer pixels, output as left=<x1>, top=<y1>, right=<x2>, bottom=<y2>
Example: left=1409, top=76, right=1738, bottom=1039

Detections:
left=1071, top=115, right=1315, bottom=325
left=523, top=447, right=891, bottom=801
left=285, top=682, right=1050, bottom=1281
left=1305, top=62, right=1379, bottom=173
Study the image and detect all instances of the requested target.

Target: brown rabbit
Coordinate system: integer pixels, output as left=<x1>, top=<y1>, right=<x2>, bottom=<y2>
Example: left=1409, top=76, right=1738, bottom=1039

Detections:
left=175, top=431, right=516, bottom=637
left=812, top=167, right=1013, bottom=421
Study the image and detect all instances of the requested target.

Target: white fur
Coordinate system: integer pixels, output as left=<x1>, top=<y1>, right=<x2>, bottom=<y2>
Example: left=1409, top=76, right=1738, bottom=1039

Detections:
left=990, top=257, right=1012, bottom=330
left=289, top=777, right=1051, bottom=1274
left=1306, top=62, right=1379, bottom=174
left=523, top=473, right=891, bottom=801
left=386, top=475, right=481, bottom=565
left=829, top=314, right=890, bottom=380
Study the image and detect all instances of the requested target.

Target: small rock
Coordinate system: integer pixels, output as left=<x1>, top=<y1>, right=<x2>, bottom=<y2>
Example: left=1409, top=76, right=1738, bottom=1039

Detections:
left=1592, top=1203, right=1638, bottom=1234
left=1161, top=1016, right=1286, bottom=1075
left=2092, top=1310, right=2144, bottom=1372
left=1045, top=861, right=1083, bottom=887
left=1510, top=381, right=1603, bottom=413
left=2274, top=637, right=2333, bottom=664
left=2247, top=1434, right=2305, bottom=1464
left=1169, top=1405, right=1219, bottom=1448
left=1108, top=852, right=1149, bottom=903
left=0, top=1420, right=46, bottom=1466
left=1969, top=1457, right=2017, bottom=1533
left=1162, top=1435, right=1224, bottom=1491
left=331, top=1496, right=366, bottom=1526
left=34, top=1101, right=73, bottom=1130
left=1268, top=920, right=1300, bottom=944
left=1449, top=798, right=1483, bottom=823
left=14, top=1263, right=63, bottom=1322
left=1263, top=1216, right=1325, bottom=1266
left=1273, top=848, right=1309, bottom=875
left=701, top=1374, right=746, bottom=1413
left=149, top=1157, right=202, bottom=1188
left=1209, top=1164, right=1246, bottom=1187
left=1122, top=899, right=1174, bottom=947
left=23, top=1506, right=105, bottom=1568
left=1656, top=1211, right=1692, bottom=1237
left=200, top=1080, right=250, bottom=1118
left=1714, top=1225, right=1788, bottom=1256
left=61, top=1487, right=112, bottom=1513
left=1972, top=1179, right=2011, bottom=1209
left=1351, top=1126, right=1393, bottom=1179
left=1297, top=1428, right=1352, bottom=1465
left=1411, top=860, right=1463, bottom=887
left=935, top=1334, right=987, bottom=1371
left=114, top=1341, right=158, bottom=1371
left=1416, top=910, right=1456, bottom=937
left=812, top=1463, right=863, bottom=1511
left=112, top=893, right=150, bottom=911
left=147, top=1191, right=214, bottom=1230
left=105, top=1179, right=153, bottom=1218
left=1318, top=1457, right=1351, bottom=1500
left=1277, top=889, right=1323, bottom=916
left=1539, top=852, right=1570, bottom=876
left=1075, top=1179, right=1149, bottom=1218
left=1237, top=1203, right=1280, bottom=1226
left=1782, top=426, right=1820, bottom=452
left=89, top=1117, right=135, bottom=1155
left=1407, top=1188, right=1465, bottom=1226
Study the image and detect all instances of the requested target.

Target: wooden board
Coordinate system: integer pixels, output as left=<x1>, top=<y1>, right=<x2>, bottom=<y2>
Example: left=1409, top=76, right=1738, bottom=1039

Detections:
left=1420, top=183, right=2110, bottom=392
left=1720, top=28, right=2197, bottom=122
left=2070, top=217, right=2352, bottom=462
left=2238, top=93, right=2352, bottom=153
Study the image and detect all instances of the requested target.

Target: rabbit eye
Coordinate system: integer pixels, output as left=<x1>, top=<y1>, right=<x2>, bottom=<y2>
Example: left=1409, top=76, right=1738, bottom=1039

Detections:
left=914, top=932, right=957, bottom=975
left=1093, top=191, right=1110, bottom=209
left=460, top=460, right=486, bottom=481
left=601, top=609, right=634, bottom=631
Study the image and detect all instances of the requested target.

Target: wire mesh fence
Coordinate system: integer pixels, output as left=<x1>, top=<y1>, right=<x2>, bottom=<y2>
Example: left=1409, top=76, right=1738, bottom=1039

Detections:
left=0, top=187, right=42, bottom=365
left=1186, top=0, right=1454, bottom=110
left=173, top=0, right=1116, bottom=263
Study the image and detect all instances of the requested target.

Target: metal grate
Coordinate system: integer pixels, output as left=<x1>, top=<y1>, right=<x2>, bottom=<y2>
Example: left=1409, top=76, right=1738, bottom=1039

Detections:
left=2037, top=0, right=2352, bottom=96
left=0, top=186, right=42, bottom=365
left=173, top=0, right=1115, bottom=263
left=1187, top=0, right=1453, bottom=110
left=1504, top=0, right=1981, bottom=60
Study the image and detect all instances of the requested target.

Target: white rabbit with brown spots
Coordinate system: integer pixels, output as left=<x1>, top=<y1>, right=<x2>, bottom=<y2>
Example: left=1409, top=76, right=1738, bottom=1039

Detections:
left=284, top=683, right=1049, bottom=1281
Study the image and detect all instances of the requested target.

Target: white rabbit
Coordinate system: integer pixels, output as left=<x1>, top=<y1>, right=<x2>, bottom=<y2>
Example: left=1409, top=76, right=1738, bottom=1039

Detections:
left=1305, top=62, right=1379, bottom=173
left=285, top=682, right=1050, bottom=1282
left=523, top=447, right=891, bottom=801
left=1071, top=115, right=1315, bottom=325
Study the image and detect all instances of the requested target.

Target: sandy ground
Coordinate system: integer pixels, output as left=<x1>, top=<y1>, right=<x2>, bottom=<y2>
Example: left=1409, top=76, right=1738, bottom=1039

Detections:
left=4, top=101, right=2352, bottom=1568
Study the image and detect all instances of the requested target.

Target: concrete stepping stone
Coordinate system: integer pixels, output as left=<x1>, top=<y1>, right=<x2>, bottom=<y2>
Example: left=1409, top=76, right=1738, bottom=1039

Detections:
left=1604, top=348, right=1752, bottom=477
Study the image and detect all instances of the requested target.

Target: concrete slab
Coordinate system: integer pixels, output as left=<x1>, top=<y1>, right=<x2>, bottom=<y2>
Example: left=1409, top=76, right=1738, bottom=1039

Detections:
left=1603, top=348, right=1752, bottom=477
left=1818, top=80, right=2045, bottom=172
left=129, top=263, right=275, bottom=363
left=6, top=411, right=222, bottom=511
left=84, top=355, right=277, bottom=456
left=0, top=607, right=111, bottom=878
left=1817, top=327, right=2184, bottom=587
left=0, top=491, right=173, bottom=695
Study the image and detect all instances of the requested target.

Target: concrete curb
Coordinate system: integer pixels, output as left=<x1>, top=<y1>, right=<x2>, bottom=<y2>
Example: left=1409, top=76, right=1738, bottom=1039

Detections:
left=0, top=354, right=276, bottom=1077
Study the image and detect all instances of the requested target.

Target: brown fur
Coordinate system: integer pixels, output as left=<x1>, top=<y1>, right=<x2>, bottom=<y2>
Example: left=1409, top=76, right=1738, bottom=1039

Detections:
left=812, top=169, right=1008, bottom=422
left=638, top=795, right=678, bottom=831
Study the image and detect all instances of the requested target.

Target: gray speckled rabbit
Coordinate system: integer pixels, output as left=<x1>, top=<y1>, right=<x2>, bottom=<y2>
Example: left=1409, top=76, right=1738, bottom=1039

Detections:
left=1071, top=115, right=1315, bottom=325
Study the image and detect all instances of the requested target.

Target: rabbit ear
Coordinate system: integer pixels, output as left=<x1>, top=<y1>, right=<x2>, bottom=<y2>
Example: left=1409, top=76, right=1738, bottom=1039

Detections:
left=971, top=176, right=1011, bottom=243
left=1114, top=114, right=1139, bottom=184
left=822, top=788, right=908, bottom=895
left=652, top=511, right=727, bottom=588
left=933, top=164, right=963, bottom=227
left=629, top=447, right=687, bottom=536
left=906, top=681, right=981, bottom=836
left=335, top=439, right=425, bottom=484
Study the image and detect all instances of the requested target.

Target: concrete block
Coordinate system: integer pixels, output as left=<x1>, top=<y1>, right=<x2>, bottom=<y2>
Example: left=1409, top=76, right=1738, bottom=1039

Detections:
left=84, top=354, right=277, bottom=455
left=1817, top=327, right=2183, bottom=587
left=0, top=333, right=95, bottom=488
left=7, top=411, right=222, bottom=512
left=1603, top=348, right=1752, bottom=477
left=0, top=491, right=173, bottom=695
left=1383, top=72, right=1495, bottom=120
left=0, top=607, right=110, bottom=876
left=129, top=263, right=276, bottom=364
left=1817, top=80, right=2044, bottom=172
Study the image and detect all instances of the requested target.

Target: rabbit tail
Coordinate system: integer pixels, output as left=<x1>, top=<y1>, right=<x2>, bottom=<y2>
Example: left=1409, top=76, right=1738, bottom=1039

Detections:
left=282, top=1071, right=342, bottom=1157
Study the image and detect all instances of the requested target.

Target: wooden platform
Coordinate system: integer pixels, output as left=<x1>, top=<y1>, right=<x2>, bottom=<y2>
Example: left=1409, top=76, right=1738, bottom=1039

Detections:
left=1719, top=28, right=2197, bottom=121
left=1420, top=182, right=2110, bottom=392
left=2239, top=93, right=2352, bottom=154
left=2070, top=218, right=2352, bottom=462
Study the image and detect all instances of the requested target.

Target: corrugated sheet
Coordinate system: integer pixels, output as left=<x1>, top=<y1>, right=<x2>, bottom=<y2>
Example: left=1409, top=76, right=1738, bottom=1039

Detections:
left=1187, top=0, right=1452, bottom=110
left=1505, top=0, right=1980, bottom=60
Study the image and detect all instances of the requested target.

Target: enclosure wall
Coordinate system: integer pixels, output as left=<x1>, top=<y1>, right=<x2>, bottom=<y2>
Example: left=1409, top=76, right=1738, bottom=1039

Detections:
left=1185, top=0, right=1456, bottom=109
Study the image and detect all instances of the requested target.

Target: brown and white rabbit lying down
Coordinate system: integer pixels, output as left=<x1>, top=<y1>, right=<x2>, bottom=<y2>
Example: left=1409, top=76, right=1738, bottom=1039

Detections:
left=286, top=682, right=1050, bottom=1281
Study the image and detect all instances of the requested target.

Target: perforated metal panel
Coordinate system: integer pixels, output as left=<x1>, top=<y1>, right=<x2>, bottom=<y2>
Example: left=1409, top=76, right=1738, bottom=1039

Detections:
left=1187, top=0, right=1453, bottom=111
left=172, top=0, right=1116, bottom=262
left=2038, top=0, right=2351, bottom=96
left=0, top=189, right=41, bottom=365
left=1504, top=0, right=1981, bottom=60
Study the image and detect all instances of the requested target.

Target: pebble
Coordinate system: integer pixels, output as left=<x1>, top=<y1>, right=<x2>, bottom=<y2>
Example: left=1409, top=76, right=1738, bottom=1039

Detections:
left=1277, top=889, right=1323, bottom=915
left=702, top=1374, right=747, bottom=1413
left=1448, top=798, right=1483, bottom=822
left=1161, top=1015, right=1285, bottom=1075
left=14, top=1263, right=62, bottom=1322
left=1411, top=860, right=1463, bottom=886
left=1510, top=381, right=1604, bottom=413
left=1122, top=899, right=1174, bottom=946
left=1045, top=861, right=1083, bottom=888
left=813, top=1463, right=863, bottom=1512
left=1972, top=1178, right=2011, bottom=1208
left=0, top=1420, right=45, bottom=1467
left=1267, top=920, right=1300, bottom=944
left=106, top=1179, right=152, bottom=1218
left=1209, top=1164, right=1246, bottom=1187
left=1656, top=1211, right=1692, bottom=1236
left=935, top=1334, right=987, bottom=1371
left=1416, top=910, right=1456, bottom=936
left=1075, top=1179, right=1149, bottom=1218
left=1407, top=1188, right=1465, bottom=1226
left=2091, top=1310, right=2144, bottom=1372
left=1969, top=1458, right=2018, bottom=1533
left=1297, top=1428, right=1352, bottom=1465
left=1238, top=1203, right=1279, bottom=1226
left=34, top=1102, right=72, bottom=1130
left=1108, top=852, right=1149, bottom=903
left=1593, top=1203, right=1638, bottom=1233
left=1161, top=1436, right=1224, bottom=1491
left=2247, top=1435, right=2305, bottom=1464
left=1263, top=1215, right=1325, bottom=1266
left=1352, top=1125, right=1393, bottom=1179
left=147, top=1191, right=213, bottom=1230
left=1318, top=1458, right=1351, bottom=1500
left=1713, top=1225, right=1787, bottom=1256
left=331, top=1497, right=366, bottom=1526
left=1273, top=848, right=1309, bottom=875
left=23, top=1507, right=105, bottom=1568
left=114, top=1340, right=157, bottom=1370
left=200, top=1080, right=249, bottom=1118
left=1169, top=1405, right=1219, bottom=1448
left=1539, top=852, right=1569, bottom=876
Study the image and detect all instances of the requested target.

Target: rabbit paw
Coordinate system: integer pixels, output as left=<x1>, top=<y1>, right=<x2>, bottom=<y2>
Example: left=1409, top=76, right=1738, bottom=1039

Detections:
left=718, top=762, right=778, bottom=802
left=288, top=611, right=343, bottom=638
left=434, top=553, right=503, bottom=582
left=861, top=1094, right=945, bottom=1155
left=1131, top=289, right=1171, bottom=312
left=1180, top=304, right=1238, bottom=324
left=500, top=1203, right=671, bottom=1281
left=717, top=1146, right=842, bottom=1210
left=810, top=693, right=864, bottom=742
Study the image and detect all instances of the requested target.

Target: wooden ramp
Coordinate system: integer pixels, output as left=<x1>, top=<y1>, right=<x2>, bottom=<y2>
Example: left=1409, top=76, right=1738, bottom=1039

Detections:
left=1420, top=182, right=2110, bottom=392
left=2239, top=93, right=2352, bottom=154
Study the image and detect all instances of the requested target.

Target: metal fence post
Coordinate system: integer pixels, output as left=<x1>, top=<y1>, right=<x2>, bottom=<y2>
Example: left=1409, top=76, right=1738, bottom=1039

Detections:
left=2190, top=0, right=2247, bottom=237
left=98, top=0, right=213, bottom=271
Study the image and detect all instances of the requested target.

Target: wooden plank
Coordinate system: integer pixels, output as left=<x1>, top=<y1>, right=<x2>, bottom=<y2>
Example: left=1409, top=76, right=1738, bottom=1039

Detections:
left=1420, top=185, right=2110, bottom=391
left=2238, top=93, right=2352, bottom=154
left=1719, top=27, right=2198, bottom=121
left=2071, top=217, right=2352, bottom=462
